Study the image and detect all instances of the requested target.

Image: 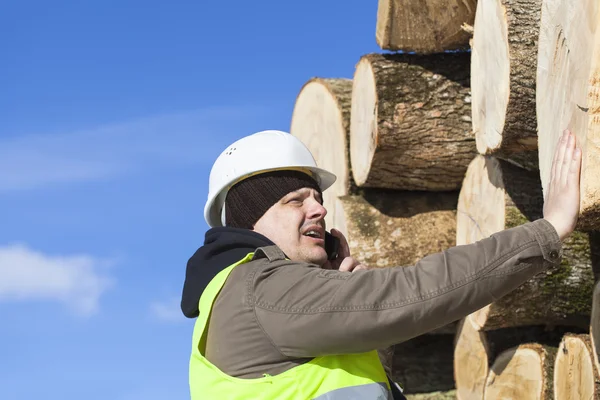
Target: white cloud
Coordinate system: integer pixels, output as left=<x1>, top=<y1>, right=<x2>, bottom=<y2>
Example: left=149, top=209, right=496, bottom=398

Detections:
left=0, top=105, right=265, bottom=192
left=0, top=243, right=114, bottom=316
left=150, top=296, right=184, bottom=323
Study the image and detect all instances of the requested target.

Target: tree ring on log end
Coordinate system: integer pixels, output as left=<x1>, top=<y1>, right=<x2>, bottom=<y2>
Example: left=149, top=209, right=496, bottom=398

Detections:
left=471, top=0, right=510, bottom=155
left=350, top=58, right=378, bottom=187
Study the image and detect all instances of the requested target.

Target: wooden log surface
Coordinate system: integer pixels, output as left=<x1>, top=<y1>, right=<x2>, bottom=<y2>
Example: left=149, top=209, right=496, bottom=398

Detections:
left=554, top=334, right=600, bottom=399
left=350, top=53, right=476, bottom=191
left=593, top=282, right=600, bottom=378
left=471, top=0, right=542, bottom=170
left=290, top=77, right=353, bottom=230
left=457, top=155, right=597, bottom=330
left=454, top=315, right=489, bottom=400
left=484, top=343, right=556, bottom=400
left=405, top=391, right=457, bottom=400
left=335, top=190, right=458, bottom=268
left=453, top=323, right=572, bottom=400
left=375, top=0, right=477, bottom=53
left=536, top=0, right=600, bottom=231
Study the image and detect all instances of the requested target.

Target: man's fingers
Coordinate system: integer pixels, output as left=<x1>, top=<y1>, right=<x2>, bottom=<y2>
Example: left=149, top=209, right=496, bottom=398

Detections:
left=560, top=132, right=576, bottom=187
left=338, top=257, right=358, bottom=272
left=351, top=265, right=371, bottom=273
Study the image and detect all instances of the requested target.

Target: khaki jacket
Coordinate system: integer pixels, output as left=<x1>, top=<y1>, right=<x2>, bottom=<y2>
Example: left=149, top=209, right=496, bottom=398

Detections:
left=204, top=219, right=562, bottom=378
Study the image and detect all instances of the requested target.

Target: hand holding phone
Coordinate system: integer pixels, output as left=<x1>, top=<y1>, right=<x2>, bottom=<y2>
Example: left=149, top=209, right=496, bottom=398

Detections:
left=323, top=229, right=371, bottom=272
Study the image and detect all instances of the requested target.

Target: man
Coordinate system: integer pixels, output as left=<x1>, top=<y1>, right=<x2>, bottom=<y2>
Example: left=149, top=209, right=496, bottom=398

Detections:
left=181, top=129, right=581, bottom=399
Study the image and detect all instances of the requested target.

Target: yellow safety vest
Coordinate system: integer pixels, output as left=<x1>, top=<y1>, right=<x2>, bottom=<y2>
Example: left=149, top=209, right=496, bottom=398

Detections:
left=188, top=252, right=392, bottom=399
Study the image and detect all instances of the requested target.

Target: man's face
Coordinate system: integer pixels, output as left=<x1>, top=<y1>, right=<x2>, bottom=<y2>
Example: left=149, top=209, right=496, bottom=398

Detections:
left=253, top=187, right=328, bottom=266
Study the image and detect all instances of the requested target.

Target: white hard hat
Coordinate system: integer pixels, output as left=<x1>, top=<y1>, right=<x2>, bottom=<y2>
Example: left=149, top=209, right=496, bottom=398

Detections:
left=204, top=130, right=337, bottom=227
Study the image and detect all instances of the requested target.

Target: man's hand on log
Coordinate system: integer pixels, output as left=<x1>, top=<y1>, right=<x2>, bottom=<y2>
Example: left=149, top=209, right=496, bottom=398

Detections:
left=543, top=129, right=582, bottom=241
left=323, top=228, right=371, bottom=272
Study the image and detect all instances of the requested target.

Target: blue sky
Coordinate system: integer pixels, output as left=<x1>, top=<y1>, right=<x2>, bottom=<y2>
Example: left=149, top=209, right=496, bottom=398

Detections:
left=0, top=1, right=382, bottom=399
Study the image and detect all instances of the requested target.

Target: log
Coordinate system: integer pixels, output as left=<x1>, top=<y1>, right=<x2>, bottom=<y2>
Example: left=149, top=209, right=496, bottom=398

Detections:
left=471, top=0, right=542, bottom=170
left=484, top=343, right=556, bottom=400
left=554, top=334, right=600, bottom=399
left=335, top=190, right=458, bottom=268
left=375, top=0, right=477, bottom=53
left=392, top=334, right=456, bottom=395
left=593, top=282, right=600, bottom=378
left=350, top=53, right=476, bottom=191
left=405, top=391, right=456, bottom=400
left=454, top=316, right=489, bottom=400
left=536, top=0, right=600, bottom=231
left=453, top=321, right=572, bottom=400
left=457, top=155, right=596, bottom=330
left=290, top=78, right=353, bottom=230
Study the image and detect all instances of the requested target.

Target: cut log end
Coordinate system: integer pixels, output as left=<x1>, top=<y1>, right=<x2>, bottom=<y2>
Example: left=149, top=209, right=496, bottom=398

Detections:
left=484, top=344, right=555, bottom=400
left=454, top=316, right=489, bottom=400
left=471, top=0, right=510, bottom=155
left=554, top=334, right=599, bottom=399
left=456, top=155, right=506, bottom=246
left=291, top=77, right=353, bottom=230
left=536, top=0, right=600, bottom=230
left=349, top=58, right=377, bottom=188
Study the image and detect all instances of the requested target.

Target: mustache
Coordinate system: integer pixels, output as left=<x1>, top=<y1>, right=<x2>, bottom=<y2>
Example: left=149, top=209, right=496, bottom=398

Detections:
left=300, top=219, right=325, bottom=230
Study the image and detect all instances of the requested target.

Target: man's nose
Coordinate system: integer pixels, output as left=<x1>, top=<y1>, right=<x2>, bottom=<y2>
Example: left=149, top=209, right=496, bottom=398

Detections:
left=306, top=198, right=327, bottom=220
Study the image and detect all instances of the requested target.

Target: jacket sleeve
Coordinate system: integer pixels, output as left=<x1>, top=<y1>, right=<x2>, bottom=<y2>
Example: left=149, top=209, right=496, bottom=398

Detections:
left=250, top=219, right=563, bottom=358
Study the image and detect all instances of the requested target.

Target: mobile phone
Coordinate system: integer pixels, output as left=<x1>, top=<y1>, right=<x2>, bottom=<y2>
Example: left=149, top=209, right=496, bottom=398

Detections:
left=324, top=231, right=340, bottom=260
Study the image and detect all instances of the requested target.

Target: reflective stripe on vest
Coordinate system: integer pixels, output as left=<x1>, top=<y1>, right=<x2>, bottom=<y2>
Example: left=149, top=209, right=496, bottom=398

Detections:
left=312, top=382, right=390, bottom=399
left=189, top=252, right=392, bottom=400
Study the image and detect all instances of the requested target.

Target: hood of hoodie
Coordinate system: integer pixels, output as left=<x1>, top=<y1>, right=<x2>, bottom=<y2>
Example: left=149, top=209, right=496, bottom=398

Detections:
left=181, top=227, right=275, bottom=318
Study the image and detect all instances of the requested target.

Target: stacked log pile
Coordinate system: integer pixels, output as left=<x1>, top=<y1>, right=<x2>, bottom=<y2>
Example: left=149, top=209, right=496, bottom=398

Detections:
left=289, top=0, right=600, bottom=398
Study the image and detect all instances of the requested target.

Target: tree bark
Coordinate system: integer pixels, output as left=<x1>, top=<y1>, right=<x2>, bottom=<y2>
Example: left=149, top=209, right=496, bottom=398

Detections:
left=484, top=343, right=556, bottom=400
left=458, top=155, right=596, bottom=330
left=350, top=53, right=476, bottom=191
left=536, top=0, right=600, bottom=231
left=471, top=0, right=542, bottom=171
left=554, top=334, right=600, bottom=399
left=290, top=77, right=354, bottom=230
left=375, top=0, right=477, bottom=53
left=335, top=190, right=458, bottom=268
left=454, top=316, right=489, bottom=400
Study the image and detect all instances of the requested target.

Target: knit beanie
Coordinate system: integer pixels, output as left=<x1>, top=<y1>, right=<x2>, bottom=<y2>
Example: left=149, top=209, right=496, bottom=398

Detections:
left=225, top=170, right=322, bottom=229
